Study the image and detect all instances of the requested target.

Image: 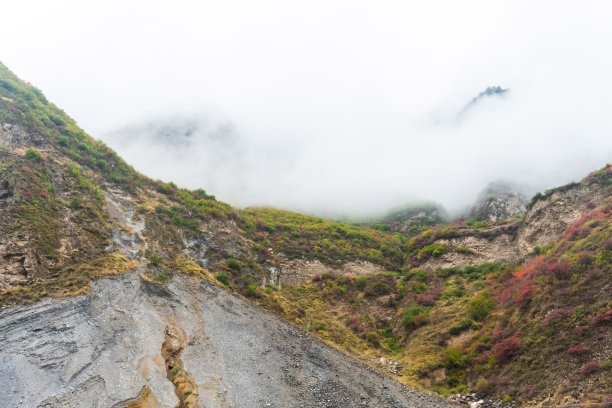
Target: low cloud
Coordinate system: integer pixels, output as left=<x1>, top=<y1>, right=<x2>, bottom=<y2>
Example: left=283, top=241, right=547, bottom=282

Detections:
left=104, top=77, right=612, bottom=218
left=2, top=1, right=611, bottom=217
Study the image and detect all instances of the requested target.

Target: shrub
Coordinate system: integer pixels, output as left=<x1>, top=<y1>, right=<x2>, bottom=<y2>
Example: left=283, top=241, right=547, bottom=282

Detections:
left=416, top=294, right=436, bottom=306
left=354, top=276, right=368, bottom=290
left=57, top=136, right=70, bottom=147
left=148, top=255, right=163, bottom=266
left=574, top=325, right=589, bottom=335
left=471, top=350, right=493, bottom=365
left=245, top=284, right=260, bottom=297
left=568, top=345, right=588, bottom=355
left=49, top=114, right=65, bottom=126
left=402, top=305, right=431, bottom=330
left=419, top=244, right=445, bottom=258
left=226, top=258, right=241, bottom=271
left=591, top=310, right=612, bottom=326
left=471, top=220, right=488, bottom=229
left=449, top=319, right=473, bottom=335
left=468, top=292, right=494, bottom=321
left=579, top=361, right=602, bottom=376
left=215, top=271, right=230, bottom=285
left=543, top=308, right=571, bottom=326
left=155, top=272, right=170, bottom=282
left=493, top=335, right=520, bottom=364
left=365, top=281, right=390, bottom=297
left=408, top=282, right=427, bottom=293
left=25, top=148, right=42, bottom=162
left=365, top=332, right=379, bottom=346
left=441, top=287, right=464, bottom=299
left=444, top=347, right=469, bottom=368
left=545, top=261, right=572, bottom=280
left=405, top=268, right=428, bottom=282
left=515, top=285, right=536, bottom=307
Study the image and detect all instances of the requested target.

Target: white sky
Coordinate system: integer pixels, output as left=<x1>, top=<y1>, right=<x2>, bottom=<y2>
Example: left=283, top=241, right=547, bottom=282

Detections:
left=1, top=1, right=611, bottom=216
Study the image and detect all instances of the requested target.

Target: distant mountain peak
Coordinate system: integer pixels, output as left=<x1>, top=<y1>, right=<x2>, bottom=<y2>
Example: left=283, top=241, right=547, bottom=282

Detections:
left=458, top=85, right=509, bottom=118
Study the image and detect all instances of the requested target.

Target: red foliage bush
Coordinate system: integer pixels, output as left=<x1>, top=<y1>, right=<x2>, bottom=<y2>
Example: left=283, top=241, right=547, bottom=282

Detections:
left=493, top=335, right=521, bottom=364
left=578, top=361, right=602, bottom=376
left=567, top=345, right=588, bottom=355
left=471, top=350, right=492, bottom=365
left=346, top=313, right=367, bottom=335
left=515, top=285, right=536, bottom=307
left=412, top=313, right=429, bottom=327
left=490, top=324, right=513, bottom=342
left=416, top=294, right=436, bottom=306
left=562, top=208, right=608, bottom=241
left=543, top=308, right=571, bottom=326
left=574, top=325, right=589, bottom=335
left=544, top=261, right=572, bottom=280
left=591, top=310, right=612, bottom=326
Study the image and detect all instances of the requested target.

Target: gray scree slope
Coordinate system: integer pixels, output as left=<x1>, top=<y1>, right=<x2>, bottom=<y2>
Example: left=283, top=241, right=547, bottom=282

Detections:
left=0, top=272, right=455, bottom=408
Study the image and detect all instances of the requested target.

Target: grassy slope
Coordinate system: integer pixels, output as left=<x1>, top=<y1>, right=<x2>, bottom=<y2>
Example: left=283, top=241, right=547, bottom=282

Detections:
left=252, top=169, right=612, bottom=405
left=0, top=62, right=420, bottom=300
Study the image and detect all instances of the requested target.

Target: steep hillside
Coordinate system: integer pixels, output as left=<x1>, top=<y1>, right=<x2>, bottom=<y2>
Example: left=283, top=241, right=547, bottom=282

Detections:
left=0, top=63, right=456, bottom=407
left=1, top=61, right=611, bottom=407
left=248, top=169, right=611, bottom=407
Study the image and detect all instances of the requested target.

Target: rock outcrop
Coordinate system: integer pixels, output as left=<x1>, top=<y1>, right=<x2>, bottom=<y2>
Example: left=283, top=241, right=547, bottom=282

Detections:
left=469, top=183, right=527, bottom=224
left=515, top=182, right=609, bottom=256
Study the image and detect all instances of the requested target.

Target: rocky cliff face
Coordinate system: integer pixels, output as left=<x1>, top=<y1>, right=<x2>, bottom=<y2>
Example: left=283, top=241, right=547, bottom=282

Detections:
left=0, top=271, right=454, bottom=408
left=420, top=230, right=517, bottom=270
left=469, top=191, right=526, bottom=224
left=469, top=182, right=528, bottom=224
left=516, top=182, right=608, bottom=256
left=418, top=178, right=610, bottom=270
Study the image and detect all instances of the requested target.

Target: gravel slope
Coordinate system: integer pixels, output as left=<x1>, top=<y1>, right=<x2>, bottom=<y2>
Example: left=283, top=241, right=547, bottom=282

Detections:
left=0, top=272, right=456, bottom=408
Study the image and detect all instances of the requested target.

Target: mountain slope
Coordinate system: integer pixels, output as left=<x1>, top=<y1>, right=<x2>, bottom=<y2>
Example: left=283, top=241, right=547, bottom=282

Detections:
left=249, top=168, right=612, bottom=407
left=0, top=62, right=611, bottom=407
left=0, top=64, right=456, bottom=407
